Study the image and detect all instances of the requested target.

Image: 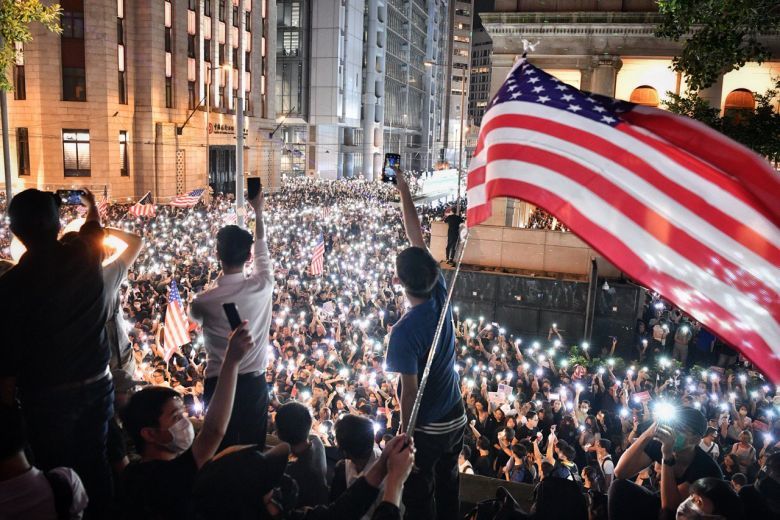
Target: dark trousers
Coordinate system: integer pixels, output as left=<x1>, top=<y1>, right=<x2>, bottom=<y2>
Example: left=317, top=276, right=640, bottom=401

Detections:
left=608, top=478, right=661, bottom=520
left=402, top=420, right=464, bottom=519
left=204, top=371, right=268, bottom=451
left=22, top=375, right=115, bottom=520
left=446, top=233, right=459, bottom=261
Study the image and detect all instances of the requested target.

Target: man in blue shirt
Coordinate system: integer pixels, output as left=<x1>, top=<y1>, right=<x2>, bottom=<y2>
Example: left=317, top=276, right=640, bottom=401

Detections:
left=385, top=168, right=466, bottom=520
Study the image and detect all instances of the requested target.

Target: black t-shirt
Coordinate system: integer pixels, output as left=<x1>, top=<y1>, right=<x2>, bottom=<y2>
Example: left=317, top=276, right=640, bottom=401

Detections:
left=0, top=221, right=110, bottom=388
left=474, top=454, right=494, bottom=477
left=643, top=441, right=723, bottom=484
left=517, top=425, right=538, bottom=442
left=444, top=214, right=464, bottom=235
left=120, top=449, right=198, bottom=519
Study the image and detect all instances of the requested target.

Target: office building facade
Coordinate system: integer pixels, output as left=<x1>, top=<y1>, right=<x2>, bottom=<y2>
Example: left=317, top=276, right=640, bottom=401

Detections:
left=275, top=0, right=450, bottom=180
left=2, top=0, right=279, bottom=200
left=441, top=0, right=474, bottom=169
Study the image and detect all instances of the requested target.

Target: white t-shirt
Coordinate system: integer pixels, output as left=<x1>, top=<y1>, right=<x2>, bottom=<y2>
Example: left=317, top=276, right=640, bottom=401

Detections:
left=190, top=239, right=274, bottom=377
left=0, top=466, right=88, bottom=520
left=699, top=439, right=720, bottom=460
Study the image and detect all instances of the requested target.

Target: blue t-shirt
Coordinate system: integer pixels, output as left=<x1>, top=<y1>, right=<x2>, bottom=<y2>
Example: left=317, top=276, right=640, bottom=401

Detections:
left=386, top=274, right=461, bottom=426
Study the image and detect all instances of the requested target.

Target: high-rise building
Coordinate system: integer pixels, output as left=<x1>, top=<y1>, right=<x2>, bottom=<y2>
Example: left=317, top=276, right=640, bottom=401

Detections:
left=441, top=0, right=474, bottom=169
left=275, top=0, right=450, bottom=180
left=2, top=0, right=279, bottom=200
left=465, top=24, right=491, bottom=159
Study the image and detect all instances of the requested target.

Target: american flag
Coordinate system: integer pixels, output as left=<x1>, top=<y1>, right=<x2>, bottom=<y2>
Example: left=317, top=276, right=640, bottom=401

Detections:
left=309, top=234, right=325, bottom=276
left=223, top=212, right=237, bottom=225
left=170, top=188, right=205, bottom=208
left=164, top=280, right=191, bottom=361
left=468, top=58, right=780, bottom=382
left=76, top=197, right=109, bottom=220
left=127, top=192, right=156, bottom=218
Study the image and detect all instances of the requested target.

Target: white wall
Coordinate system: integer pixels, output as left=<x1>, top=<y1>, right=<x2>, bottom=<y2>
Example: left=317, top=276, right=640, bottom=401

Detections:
left=616, top=58, right=680, bottom=106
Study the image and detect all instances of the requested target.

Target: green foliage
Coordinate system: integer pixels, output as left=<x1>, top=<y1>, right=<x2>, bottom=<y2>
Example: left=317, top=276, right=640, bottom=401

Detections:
left=655, top=0, right=780, bottom=91
left=662, top=83, right=780, bottom=164
left=0, top=0, right=62, bottom=91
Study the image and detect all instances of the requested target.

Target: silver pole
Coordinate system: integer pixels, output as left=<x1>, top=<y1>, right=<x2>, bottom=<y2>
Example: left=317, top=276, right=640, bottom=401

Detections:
left=0, top=35, right=13, bottom=202
left=406, top=225, right=469, bottom=437
left=235, top=0, right=246, bottom=226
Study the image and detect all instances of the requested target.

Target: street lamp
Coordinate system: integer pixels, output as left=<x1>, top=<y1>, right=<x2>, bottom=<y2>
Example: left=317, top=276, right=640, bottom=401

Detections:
left=425, top=60, right=468, bottom=214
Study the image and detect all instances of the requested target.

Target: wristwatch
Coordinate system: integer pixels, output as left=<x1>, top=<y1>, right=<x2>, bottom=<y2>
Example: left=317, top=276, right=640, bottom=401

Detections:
left=663, top=456, right=677, bottom=466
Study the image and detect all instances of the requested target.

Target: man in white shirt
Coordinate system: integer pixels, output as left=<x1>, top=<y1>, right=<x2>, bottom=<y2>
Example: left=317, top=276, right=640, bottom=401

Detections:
left=595, top=438, right=615, bottom=488
left=699, top=427, right=720, bottom=461
left=191, top=186, right=273, bottom=449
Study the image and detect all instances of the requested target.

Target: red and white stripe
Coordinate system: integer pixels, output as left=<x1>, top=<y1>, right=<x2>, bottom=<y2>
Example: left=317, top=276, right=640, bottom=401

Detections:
left=164, top=305, right=190, bottom=361
left=309, top=238, right=325, bottom=276
left=467, top=82, right=780, bottom=382
left=127, top=202, right=156, bottom=218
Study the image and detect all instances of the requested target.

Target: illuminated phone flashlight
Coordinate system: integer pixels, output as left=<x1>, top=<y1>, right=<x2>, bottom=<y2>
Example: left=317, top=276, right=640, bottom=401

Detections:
left=454, top=306, right=459, bottom=313
left=522, top=362, right=530, bottom=370
left=552, top=323, right=557, bottom=329
left=193, top=402, right=203, bottom=415
left=493, top=346, right=499, bottom=353
left=729, top=392, right=737, bottom=400
left=719, top=402, right=729, bottom=411
left=318, top=424, right=329, bottom=434
left=561, top=359, right=569, bottom=368
left=553, top=339, right=561, bottom=348
left=659, top=357, right=670, bottom=368
left=578, top=425, right=585, bottom=432
left=532, top=341, right=541, bottom=351
left=301, top=391, right=311, bottom=401
left=598, top=367, right=605, bottom=375
left=575, top=383, right=584, bottom=392
left=538, top=354, right=546, bottom=362
left=499, top=328, right=506, bottom=335
left=654, top=402, right=676, bottom=423
left=515, top=339, right=522, bottom=346
left=581, top=342, right=589, bottom=351
left=751, top=390, right=759, bottom=399
left=535, top=400, right=542, bottom=407
left=608, top=358, right=615, bottom=367
left=739, top=374, right=747, bottom=383
left=535, top=368, right=543, bottom=377
left=619, top=408, right=629, bottom=418
left=642, top=366, right=649, bottom=373
left=506, top=372, right=513, bottom=381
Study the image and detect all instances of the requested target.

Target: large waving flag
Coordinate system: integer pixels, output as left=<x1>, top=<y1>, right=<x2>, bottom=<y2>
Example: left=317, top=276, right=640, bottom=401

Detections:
left=164, top=280, right=191, bottom=361
left=170, top=188, right=205, bottom=208
left=467, top=58, right=780, bottom=382
left=128, top=192, right=156, bottom=218
left=309, top=234, right=325, bottom=276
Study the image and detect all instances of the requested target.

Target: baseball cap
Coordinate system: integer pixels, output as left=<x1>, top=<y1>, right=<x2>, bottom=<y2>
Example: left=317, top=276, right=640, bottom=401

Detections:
left=192, top=443, right=290, bottom=517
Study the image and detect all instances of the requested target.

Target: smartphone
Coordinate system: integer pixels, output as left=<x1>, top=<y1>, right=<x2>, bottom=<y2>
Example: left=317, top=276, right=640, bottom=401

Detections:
left=381, top=153, right=400, bottom=184
left=222, top=303, right=242, bottom=330
left=247, top=177, right=261, bottom=201
left=56, top=189, right=86, bottom=205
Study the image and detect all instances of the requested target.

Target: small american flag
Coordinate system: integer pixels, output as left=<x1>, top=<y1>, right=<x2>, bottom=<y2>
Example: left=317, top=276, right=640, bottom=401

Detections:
left=170, top=188, right=205, bottom=208
left=309, top=234, right=325, bottom=276
left=468, top=58, right=780, bottom=382
left=223, top=212, right=237, bottom=225
left=164, top=280, right=190, bottom=361
left=127, top=192, right=156, bottom=218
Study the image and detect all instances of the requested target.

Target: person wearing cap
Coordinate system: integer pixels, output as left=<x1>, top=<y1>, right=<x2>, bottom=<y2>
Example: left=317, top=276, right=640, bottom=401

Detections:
left=385, top=168, right=466, bottom=520
left=610, top=407, right=722, bottom=520
left=119, top=322, right=254, bottom=519
left=190, top=186, right=274, bottom=450
left=0, top=188, right=114, bottom=517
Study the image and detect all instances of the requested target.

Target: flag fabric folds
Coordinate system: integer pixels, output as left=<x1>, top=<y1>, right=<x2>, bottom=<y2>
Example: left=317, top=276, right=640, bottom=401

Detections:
left=164, top=280, right=191, bottom=361
left=309, top=235, right=325, bottom=276
left=170, top=189, right=205, bottom=208
left=128, top=192, right=156, bottom=218
left=466, top=58, right=780, bottom=382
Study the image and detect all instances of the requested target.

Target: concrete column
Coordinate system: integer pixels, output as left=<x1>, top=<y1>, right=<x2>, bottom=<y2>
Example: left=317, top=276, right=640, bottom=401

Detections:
left=698, top=74, right=724, bottom=115
left=590, top=54, right=622, bottom=97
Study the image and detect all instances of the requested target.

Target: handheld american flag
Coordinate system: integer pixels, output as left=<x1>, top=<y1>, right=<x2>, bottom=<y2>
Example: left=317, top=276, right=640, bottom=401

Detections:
left=467, top=58, right=780, bottom=382
left=164, top=280, right=191, bottom=361
left=309, top=234, right=325, bottom=276
left=170, top=188, right=205, bottom=208
left=128, top=192, right=156, bottom=218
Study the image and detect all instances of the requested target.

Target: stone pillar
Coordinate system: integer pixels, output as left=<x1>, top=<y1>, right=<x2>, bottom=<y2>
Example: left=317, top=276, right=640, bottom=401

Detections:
left=590, top=55, right=622, bottom=97
left=698, top=74, right=724, bottom=115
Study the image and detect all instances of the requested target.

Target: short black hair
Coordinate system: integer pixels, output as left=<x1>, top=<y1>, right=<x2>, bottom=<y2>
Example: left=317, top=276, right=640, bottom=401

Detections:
left=477, top=437, right=491, bottom=451
left=560, top=444, right=576, bottom=461
left=122, top=386, right=180, bottom=452
left=504, top=427, right=515, bottom=441
left=731, top=473, right=747, bottom=486
left=216, top=225, right=253, bottom=268
left=9, top=189, right=61, bottom=245
left=335, top=414, right=374, bottom=460
left=461, top=445, right=472, bottom=459
left=526, top=411, right=538, bottom=421
left=275, top=402, right=312, bottom=445
left=597, top=438, right=612, bottom=452
left=0, top=404, right=26, bottom=460
left=512, top=444, right=528, bottom=458
left=395, top=247, right=440, bottom=298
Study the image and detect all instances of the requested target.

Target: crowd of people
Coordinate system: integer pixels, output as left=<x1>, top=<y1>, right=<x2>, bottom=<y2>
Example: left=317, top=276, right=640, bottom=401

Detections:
left=0, top=172, right=778, bottom=520
left=524, top=207, right=569, bottom=232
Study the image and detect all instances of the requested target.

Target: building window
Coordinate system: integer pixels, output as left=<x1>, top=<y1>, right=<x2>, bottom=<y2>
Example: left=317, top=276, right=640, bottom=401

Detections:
left=219, top=0, right=226, bottom=21
left=204, top=0, right=211, bottom=16
left=165, top=77, right=174, bottom=108
left=63, top=130, right=91, bottom=177
left=188, top=34, right=197, bottom=58
left=232, top=5, right=239, bottom=27
left=204, top=39, right=212, bottom=62
left=219, top=86, right=226, bottom=107
left=118, top=71, right=127, bottom=104
left=188, top=80, right=197, bottom=109
left=165, top=27, right=172, bottom=52
left=119, top=131, right=129, bottom=176
left=245, top=10, right=251, bottom=31
left=16, top=128, right=30, bottom=176
left=219, top=44, right=225, bottom=65
left=61, top=6, right=86, bottom=102
left=233, top=88, right=238, bottom=111
left=188, top=0, right=196, bottom=10
left=724, top=88, right=755, bottom=123
left=13, top=65, right=26, bottom=100
left=232, top=46, right=238, bottom=67
left=245, top=51, right=250, bottom=72
left=629, top=85, right=659, bottom=107
left=63, top=67, right=87, bottom=101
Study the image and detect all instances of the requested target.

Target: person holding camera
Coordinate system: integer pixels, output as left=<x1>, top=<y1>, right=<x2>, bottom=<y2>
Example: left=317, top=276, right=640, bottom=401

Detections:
left=385, top=167, right=466, bottom=520
left=190, top=183, right=273, bottom=450
left=0, top=189, right=114, bottom=518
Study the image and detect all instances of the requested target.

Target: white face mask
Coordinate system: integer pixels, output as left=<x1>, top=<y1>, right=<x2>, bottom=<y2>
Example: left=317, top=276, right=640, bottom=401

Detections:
left=676, top=496, right=725, bottom=520
left=164, top=417, right=194, bottom=455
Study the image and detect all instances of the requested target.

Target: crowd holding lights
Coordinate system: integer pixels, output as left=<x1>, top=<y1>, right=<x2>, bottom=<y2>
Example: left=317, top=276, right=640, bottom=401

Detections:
left=1, top=179, right=779, bottom=482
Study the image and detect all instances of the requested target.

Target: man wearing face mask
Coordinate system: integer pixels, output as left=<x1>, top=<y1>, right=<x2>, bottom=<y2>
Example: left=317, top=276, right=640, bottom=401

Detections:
left=609, top=407, right=722, bottom=520
left=119, top=322, right=254, bottom=519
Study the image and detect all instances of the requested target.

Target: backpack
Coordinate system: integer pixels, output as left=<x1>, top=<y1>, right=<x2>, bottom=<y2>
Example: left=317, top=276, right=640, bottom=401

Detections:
left=44, top=470, right=73, bottom=520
